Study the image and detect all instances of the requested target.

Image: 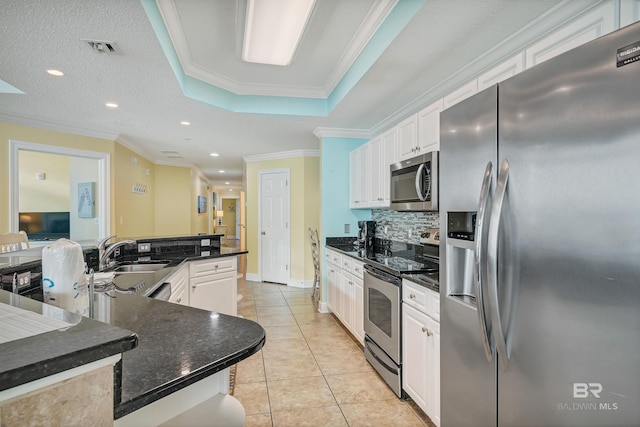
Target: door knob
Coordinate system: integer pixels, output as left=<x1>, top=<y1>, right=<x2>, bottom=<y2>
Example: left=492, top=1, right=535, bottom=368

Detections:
left=261, top=231, right=266, bottom=235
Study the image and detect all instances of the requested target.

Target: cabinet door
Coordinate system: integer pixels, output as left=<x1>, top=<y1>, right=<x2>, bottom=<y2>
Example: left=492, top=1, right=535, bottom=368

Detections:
left=380, top=128, right=397, bottom=207
left=357, top=145, right=369, bottom=207
left=443, top=80, right=478, bottom=110
left=167, top=264, right=188, bottom=306
left=525, top=2, right=615, bottom=67
left=352, top=275, right=364, bottom=345
left=349, top=150, right=359, bottom=208
left=430, top=316, right=441, bottom=427
left=397, top=114, right=418, bottom=161
left=190, top=270, right=237, bottom=316
left=478, top=53, right=524, bottom=90
left=402, top=303, right=429, bottom=411
left=368, top=136, right=382, bottom=207
left=327, top=264, right=339, bottom=314
left=340, top=272, right=354, bottom=331
left=417, top=98, right=444, bottom=153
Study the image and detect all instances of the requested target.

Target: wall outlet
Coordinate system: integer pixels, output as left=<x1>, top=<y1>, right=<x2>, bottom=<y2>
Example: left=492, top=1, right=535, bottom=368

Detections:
left=345, top=224, right=350, bottom=234
left=138, top=243, right=151, bottom=253
left=201, top=239, right=210, bottom=247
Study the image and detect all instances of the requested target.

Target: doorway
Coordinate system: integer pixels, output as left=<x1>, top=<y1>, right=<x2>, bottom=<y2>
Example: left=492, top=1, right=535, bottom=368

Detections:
left=9, top=140, right=110, bottom=241
left=259, top=169, right=290, bottom=285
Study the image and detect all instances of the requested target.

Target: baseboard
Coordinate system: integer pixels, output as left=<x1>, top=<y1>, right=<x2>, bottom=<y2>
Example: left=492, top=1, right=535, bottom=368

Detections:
left=245, top=273, right=260, bottom=282
left=287, top=278, right=313, bottom=289
left=317, top=301, right=330, bottom=313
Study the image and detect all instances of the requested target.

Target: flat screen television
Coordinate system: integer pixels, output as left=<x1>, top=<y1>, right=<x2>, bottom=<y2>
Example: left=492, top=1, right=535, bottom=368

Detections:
left=19, top=212, right=70, bottom=240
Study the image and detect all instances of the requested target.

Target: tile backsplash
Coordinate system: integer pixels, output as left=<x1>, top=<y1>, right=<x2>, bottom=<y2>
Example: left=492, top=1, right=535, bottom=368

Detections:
left=372, top=209, right=439, bottom=245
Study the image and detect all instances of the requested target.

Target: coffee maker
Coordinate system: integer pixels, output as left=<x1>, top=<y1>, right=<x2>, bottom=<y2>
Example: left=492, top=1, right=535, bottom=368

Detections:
left=356, top=221, right=376, bottom=254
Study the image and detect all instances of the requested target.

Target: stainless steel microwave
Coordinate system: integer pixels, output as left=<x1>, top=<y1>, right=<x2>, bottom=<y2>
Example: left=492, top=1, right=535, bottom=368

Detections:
left=390, top=151, right=438, bottom=211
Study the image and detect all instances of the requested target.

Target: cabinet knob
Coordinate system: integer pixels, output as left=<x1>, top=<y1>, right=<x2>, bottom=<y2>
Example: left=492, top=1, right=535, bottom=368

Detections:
left=410, top=294, right=416, bottom=299
left=176, top=298, right=182, bottom=303
left=214, top=265, right=219, bottom=269
left=416, top=146, right=421, bottom=151
left=192, top=285, right=196, bottom=289
left=422, top=327, right=433, bottom=336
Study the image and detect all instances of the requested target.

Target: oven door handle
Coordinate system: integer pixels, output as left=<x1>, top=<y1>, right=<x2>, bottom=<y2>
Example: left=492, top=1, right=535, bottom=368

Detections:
left=364, top=265, right=401, bottom=286
left=365, top=339, right=399, bottom=375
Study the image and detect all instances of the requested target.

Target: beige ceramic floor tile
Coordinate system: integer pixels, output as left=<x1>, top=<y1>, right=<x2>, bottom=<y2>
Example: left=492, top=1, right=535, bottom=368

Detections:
left=262, top=337, right=311, bottom=359
left=340, top=399, right=425, bottom=427
left=255, top=298, right=288, bottom=308
left=263, top=352, right=322, bottom=381
left=233, top=382, right=271, bottom=415
left=257, top=305, right=293, bottom=317
left=256, top=314, right=298, bottom=327
left=324, top=371, right=397, bottom=404
left=299, top=322, right=344, bottom=337
left=292, top=311, right=335, bottom=323
left=254, top=283, right=286, bottom=293
left=236, top=356, right=266, bottom=384
left=244, top=413, right=273, bottom=427
left=285, top=296, right=315, bottom=306
left=239, top=312, right=259, bottom=322
left=288, top=304, right=319, bottom=315
left=271, top=406, right=348, bottom=427
left=262, top=324, right=304, bottom=341
left=267, top=376, right=336, bottom=412
left=304, top=334, right=358, bottom=353
left=313, top=347, right=373, bottom=376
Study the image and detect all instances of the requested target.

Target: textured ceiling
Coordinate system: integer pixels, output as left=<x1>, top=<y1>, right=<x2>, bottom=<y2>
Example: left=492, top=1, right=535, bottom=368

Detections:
left=0, top=0, right=581, bottom=186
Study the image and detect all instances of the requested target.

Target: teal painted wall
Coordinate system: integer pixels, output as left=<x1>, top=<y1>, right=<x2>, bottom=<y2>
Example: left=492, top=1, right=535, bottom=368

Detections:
left=320, top=137, right=372, bottom=302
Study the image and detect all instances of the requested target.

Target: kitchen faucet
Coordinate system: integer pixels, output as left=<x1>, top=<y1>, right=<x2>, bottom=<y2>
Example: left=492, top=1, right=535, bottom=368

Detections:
left=98, top=235, right=136, bottom=271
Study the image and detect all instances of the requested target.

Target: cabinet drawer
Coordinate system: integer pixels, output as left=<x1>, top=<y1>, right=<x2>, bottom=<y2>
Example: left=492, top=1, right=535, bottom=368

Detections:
left=403, top=279, right=428, bottom=313
left=352, top=260, right=365, bottom=279
left=326, top=249, right=342, bottom=265
left=342, top=256, right=353, bottom=271
left=190, top=257, right=236, bottom=277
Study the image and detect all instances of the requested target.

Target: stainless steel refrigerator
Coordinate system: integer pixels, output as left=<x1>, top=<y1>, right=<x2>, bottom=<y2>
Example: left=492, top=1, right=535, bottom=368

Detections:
left=439, top=22, right=640, bottom=427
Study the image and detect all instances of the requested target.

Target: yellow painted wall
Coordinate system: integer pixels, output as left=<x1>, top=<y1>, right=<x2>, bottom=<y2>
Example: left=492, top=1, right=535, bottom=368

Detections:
left=0, top=122, right=204, bottom=239
left=0, top=122, right=116, bottom=234
left=245, top=155, right=320, bottom=284
left=113, top=144, right=155, bottom=238
left=190, top=170, right=210, bottom=235
left=221, top=198, right=237, bottom=235
left=154, top=165, right=191, bottom=236
left=18, top=151, right=70, bottom=212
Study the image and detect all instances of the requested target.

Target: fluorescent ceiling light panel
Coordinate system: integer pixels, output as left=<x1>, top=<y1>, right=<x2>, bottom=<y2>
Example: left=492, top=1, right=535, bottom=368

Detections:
left=242, top=0, right=316, bottom=66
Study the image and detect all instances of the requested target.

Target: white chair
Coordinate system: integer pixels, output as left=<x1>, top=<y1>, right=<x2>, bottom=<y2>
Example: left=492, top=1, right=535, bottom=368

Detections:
left=0, top=231, right=30, bottom=253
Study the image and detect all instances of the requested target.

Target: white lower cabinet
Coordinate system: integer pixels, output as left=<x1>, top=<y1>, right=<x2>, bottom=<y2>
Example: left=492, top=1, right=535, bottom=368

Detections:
left=402, top=279, right=440, bottom=426
left=324, top=249, right=364, bottom=345
left=166, top=264, right=188, bottom=305
left=188, top=257, right=238, bottom=316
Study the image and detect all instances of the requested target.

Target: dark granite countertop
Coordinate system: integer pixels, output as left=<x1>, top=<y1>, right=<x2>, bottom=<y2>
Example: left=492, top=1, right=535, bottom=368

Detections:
left=326, top=242, right=439, bottom=292
left=0, top=290, right=138, bottom=391
left=98, top=291, right=265, bottom=418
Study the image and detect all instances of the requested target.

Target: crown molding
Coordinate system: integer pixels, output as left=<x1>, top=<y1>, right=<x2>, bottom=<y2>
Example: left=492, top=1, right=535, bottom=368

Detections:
left=0, top=111, right=119, bottom=141
left=243, top=149, right=320, bottom=163
left=154, top=158, right=194, bottom=168
left=312, top=127, right=371, bottom=139
left=114, top=135, right=158, bottom=162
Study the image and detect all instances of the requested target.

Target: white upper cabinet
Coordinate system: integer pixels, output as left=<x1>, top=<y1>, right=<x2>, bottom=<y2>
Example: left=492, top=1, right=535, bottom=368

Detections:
left=380, top=128, right=397, bottom=207
left=478, top=53, right=525, bottom=91
left=397, top=114, right=419, bottom=161
left=349, top=145, right=368, bottom=208
left=443, top=79, right=478, bottom=110
left=525, top=1, right=615, bottom=68
left=368, top=136, right=383, bottom=208
left=417, top=98, right=444, bottom=153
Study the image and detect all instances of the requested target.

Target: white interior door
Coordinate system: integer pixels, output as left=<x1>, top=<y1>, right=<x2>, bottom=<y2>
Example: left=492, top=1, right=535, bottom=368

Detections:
left=259, top=170, right=290, bottom=284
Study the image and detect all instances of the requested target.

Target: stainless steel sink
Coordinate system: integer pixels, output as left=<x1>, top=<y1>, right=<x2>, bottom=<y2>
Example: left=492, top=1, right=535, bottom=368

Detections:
left=113, top=262, right=170, bottom=273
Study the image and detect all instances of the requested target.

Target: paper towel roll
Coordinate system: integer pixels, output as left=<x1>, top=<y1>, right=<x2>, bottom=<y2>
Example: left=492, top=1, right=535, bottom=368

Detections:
left=42, top=239, right=89, bottom=316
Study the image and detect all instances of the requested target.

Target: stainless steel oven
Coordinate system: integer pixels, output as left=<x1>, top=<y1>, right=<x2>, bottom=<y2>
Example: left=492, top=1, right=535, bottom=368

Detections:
left=363, top=264, right=402, bottom=397
left=390, top=151, right=438, bottom=211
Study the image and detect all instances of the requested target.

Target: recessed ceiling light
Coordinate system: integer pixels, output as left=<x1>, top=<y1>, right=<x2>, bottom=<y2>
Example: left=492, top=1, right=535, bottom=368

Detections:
left=47, top=69, right=64, bottom=76
left=225, top=182, right=230, bottom=185
left=209, top=152, right=220, bottom=157
left=219, top=170, right=225, bottom=174
left=105, top=102, right=119, bottom=108
left=180, top=121, right=191, bottom=126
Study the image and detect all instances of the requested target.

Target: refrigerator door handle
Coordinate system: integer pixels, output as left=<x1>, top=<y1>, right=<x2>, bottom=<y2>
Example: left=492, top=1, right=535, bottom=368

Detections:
left=487, top=158, right=510, bottom=370
left=474, top=161, right=493, bottom=362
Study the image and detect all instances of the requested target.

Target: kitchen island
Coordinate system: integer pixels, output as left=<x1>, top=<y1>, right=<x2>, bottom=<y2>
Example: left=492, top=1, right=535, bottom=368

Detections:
left=0, top=235, right=265, bottom=425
